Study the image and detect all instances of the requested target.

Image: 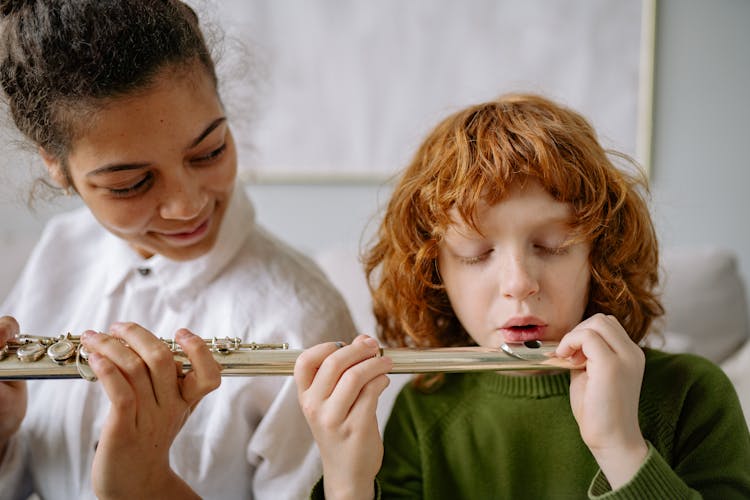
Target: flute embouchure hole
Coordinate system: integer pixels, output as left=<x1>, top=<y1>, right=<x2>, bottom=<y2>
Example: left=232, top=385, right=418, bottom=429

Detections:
left=523, top=340, right=542, bottom=349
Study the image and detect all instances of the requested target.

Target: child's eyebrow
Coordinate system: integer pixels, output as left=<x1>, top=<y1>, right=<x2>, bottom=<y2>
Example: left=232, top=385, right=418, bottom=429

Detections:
left=534, top=215, right=575, bottom=228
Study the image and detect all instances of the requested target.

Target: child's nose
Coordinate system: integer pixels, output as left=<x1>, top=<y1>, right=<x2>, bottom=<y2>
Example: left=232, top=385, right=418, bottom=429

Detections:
left=499, top=254, right=539, bottom=300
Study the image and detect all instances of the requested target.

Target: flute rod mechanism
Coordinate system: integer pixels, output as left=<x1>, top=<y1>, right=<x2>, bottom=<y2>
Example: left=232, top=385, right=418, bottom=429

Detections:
left=0, top=334, right=578, bottom=380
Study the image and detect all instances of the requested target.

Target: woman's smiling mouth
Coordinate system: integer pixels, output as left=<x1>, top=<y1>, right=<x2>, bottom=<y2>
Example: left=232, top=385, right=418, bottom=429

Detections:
left=156, top=215, right=213, bottom=246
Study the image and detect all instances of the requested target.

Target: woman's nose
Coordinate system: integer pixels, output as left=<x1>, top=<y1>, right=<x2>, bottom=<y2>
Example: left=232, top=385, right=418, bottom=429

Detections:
left=159, top=174, right=208, bottom=221
left=498, top=254, right=539, bottom=300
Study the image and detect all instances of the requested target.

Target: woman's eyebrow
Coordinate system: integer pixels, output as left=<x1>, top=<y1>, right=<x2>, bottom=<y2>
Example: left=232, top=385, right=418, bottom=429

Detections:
left=188, top=117, right=226, bottom=149
left=86, top=162, right=150, bottom=177
left=86, top=117, right=228, bottom=177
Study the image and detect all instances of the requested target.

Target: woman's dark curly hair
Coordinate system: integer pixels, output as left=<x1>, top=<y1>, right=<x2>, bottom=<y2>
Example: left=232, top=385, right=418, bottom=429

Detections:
left=364, top=93, right=664, bottom=349
left=0, top=0, right=217, bottom=184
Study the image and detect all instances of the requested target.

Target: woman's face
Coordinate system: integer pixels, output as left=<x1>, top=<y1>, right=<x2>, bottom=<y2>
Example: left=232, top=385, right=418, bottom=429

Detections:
left=437, top=179, right=591, bottom=348
left=44, top=66, right=237, bottom=261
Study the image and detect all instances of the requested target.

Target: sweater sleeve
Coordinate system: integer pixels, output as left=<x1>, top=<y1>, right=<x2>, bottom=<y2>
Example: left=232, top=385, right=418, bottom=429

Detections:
left=588, top=442, right=698, bottom=499
left=590, top=355, right=750, bottom=499
left=309, top=477, right=382, bottom=500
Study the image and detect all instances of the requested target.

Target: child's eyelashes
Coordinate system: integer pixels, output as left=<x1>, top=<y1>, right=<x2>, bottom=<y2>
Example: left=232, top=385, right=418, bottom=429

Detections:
left=535, top=244, right=570, bottom=256
left=457, top=250, right=493, bottom=265
left=454, top=245, right=569, bottom=264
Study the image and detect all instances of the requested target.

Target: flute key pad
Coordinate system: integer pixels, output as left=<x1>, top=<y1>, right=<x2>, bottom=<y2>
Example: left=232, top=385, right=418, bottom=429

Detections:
left=17, top=343, right=46, bottom=363
left=47, top=340, right=77, bottom=364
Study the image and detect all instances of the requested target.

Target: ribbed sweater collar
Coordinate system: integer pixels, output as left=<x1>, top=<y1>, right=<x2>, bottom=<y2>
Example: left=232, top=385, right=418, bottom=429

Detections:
left=470, top=370, right=571, bottom=398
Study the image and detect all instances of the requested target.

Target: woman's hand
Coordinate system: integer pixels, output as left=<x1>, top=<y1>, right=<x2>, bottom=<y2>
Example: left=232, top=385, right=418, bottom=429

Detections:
left=295, top=335, right=392, bottom=500
left=556, top=313, right=648, bottom=490
left=0, top=316, right=27, bottom=462
left=82, top=322, right=221, bottom=500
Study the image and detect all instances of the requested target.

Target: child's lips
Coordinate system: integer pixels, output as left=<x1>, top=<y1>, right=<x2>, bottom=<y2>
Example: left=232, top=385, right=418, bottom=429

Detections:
left=500, top=325, right=547, bottom=343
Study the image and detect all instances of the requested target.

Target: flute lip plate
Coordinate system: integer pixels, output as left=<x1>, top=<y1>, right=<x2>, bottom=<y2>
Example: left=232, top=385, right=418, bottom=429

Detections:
left=500, top=340, right=557, bottom=361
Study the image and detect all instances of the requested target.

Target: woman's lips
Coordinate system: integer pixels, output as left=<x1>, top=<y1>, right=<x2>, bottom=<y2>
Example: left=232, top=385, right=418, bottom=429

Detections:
left=158, top=216, right=212, bottom=245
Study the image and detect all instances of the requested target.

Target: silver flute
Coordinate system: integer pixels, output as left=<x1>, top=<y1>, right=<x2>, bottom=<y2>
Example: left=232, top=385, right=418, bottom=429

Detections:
left=0, top=333, right=579, bottom=381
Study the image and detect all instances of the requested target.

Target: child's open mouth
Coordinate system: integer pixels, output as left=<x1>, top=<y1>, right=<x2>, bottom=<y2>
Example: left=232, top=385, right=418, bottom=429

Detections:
left=500, top=324, right=546, bottom=342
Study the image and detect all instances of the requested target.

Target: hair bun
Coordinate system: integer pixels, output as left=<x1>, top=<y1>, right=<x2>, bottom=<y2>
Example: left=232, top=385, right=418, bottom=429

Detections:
left=0, top=0, right=35, bottom=17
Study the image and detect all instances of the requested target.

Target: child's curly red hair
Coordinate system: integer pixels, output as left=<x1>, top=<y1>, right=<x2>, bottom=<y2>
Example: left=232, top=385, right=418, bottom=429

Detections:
left=364, top=93, right=663, bottom=348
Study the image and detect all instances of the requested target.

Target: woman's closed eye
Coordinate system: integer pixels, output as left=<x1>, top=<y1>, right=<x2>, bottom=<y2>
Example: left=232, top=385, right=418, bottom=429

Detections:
left=108, top=172, right=155, bottom=198
left=192, top=143, right=227, bottom=164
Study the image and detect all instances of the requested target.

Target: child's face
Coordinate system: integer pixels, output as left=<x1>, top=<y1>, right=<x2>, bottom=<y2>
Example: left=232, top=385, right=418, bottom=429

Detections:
left=437, top=179, right=591, bottom=348
left=43, top=65, right=237, bottom=261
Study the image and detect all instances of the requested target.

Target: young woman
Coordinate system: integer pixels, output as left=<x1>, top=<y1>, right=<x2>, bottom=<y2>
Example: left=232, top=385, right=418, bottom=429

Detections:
left=295, top=93, right=750, bottom=498
left=0, top=1, right=356, bottom=498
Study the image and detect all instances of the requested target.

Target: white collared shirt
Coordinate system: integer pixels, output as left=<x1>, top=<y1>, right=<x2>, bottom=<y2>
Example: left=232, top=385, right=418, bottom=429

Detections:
left=0, top=186, right=357, bottom=500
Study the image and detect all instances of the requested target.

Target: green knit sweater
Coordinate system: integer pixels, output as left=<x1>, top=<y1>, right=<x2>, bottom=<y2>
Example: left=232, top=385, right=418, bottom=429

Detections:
left=374, top=348, right=750, bottom=499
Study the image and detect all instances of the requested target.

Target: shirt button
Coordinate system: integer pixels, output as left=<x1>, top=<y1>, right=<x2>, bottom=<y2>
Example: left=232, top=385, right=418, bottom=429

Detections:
left=137, top=267, right=151, bottom=276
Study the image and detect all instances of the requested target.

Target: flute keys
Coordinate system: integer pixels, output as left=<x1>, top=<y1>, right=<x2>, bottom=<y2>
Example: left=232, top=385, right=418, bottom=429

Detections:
left=17, top=342, right=46, bottom=363
left=212, top=337, right=236, bottom=354
left=76, top=346, right=97, bottom=382
left=500, top=340, right=557, bottom=361
left=47, top=340, right=76, bottom=364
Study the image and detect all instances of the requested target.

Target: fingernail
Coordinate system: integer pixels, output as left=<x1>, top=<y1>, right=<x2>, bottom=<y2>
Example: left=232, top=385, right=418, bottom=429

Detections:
left=81, top=330, right=97, bottom=343
left=109, top=322, right=124, bottom=332
left=363, top=337, right=378, bottom=347
left=176, top=329, right=196, bottom=339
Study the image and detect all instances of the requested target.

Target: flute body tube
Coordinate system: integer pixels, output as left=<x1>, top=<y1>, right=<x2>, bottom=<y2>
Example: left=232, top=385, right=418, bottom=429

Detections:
left=0, top=334, right=579, bottom=381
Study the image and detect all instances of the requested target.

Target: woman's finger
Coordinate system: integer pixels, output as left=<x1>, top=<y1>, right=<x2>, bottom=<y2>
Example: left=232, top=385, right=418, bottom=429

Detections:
left=81, top=329, right=157, bottom=410
left=108, top=322, right=178, bottom=407
left=87, top=352, right=137, bottom=429
left=0, top=316, right=20, bottom=345
left=174, top=328, right=221, bottom=405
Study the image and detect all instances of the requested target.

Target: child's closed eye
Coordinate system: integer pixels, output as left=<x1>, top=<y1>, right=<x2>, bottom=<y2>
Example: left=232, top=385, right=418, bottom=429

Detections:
left=458, top=249, right=493, bottom=265
left=534, top=244, right=569, bottom=256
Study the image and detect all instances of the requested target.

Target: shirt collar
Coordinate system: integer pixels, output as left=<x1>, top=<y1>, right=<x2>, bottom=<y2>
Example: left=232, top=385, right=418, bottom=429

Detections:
left=101, top=185, right=255, bottom=305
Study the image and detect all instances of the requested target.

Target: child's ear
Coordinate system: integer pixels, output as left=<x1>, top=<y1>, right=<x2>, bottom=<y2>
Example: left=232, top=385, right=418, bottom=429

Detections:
left=39, top=147, right=70, bottom=189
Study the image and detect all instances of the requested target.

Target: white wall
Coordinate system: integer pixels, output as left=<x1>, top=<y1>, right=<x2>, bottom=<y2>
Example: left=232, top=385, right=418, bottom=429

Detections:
left=2, top=0, right=750, bottom=304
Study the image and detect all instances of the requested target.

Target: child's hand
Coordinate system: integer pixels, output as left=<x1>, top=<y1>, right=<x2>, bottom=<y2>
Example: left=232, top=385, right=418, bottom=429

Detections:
left=556, top=313, right=648, bottom=490
left=83, top=322, right=221, bottom=499
left=295, top=335, right=392, bottom=500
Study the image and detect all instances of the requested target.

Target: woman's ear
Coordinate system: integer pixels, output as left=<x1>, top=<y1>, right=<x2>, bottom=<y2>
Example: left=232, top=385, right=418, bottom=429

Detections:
left=39, top=147, right=70, bottom=189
